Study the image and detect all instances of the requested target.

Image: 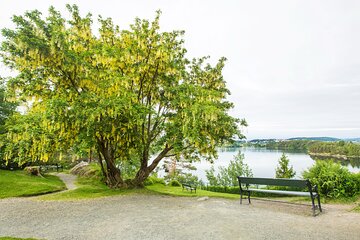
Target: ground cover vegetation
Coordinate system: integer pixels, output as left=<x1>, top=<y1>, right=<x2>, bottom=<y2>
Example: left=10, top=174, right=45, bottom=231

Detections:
left=0, top=5, right=245, bottom=188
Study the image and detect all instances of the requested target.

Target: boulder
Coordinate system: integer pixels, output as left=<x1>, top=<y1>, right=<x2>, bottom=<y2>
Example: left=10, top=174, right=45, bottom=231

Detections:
left=24, top=166, right=42, bottom=176
left=69, top=161, right=89, bottom=175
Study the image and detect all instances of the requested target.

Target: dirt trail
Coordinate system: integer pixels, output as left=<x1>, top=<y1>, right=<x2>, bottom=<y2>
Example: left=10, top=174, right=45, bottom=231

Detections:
left=51, top=172, right=77, bottom=190
left=0, top=194, right=359, bottom=240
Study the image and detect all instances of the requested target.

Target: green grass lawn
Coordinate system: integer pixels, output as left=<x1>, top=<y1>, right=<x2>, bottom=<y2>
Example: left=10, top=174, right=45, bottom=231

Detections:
left=39, top=175, right=241, bottom=201
left=0, top=170, right=66, bottom=198
left=146, top=184, right=240, bottom=199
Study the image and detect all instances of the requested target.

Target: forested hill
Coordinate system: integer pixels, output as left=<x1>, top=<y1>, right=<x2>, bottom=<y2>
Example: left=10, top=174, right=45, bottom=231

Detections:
left=246, top=138, right=360, bottom=160
left=287, top=137, right=341, bottom=142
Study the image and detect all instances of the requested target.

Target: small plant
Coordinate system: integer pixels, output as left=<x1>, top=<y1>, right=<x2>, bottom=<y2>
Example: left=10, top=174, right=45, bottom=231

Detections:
left=275, top=153, right=296, bottom=179
left=144, top=174, right=166, bottom=186
left=168, top=179, right=181, bottom=187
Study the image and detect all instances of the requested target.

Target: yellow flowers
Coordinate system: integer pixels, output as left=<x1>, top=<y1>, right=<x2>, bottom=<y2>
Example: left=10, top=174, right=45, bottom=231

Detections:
left=2, top=5, right=242, bottom=186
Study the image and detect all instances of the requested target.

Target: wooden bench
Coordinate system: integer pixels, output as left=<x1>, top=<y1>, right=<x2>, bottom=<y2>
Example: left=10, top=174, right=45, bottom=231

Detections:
left=182, top=183, right=197, bottom=193
left=237, top=176, right=322, bottom=216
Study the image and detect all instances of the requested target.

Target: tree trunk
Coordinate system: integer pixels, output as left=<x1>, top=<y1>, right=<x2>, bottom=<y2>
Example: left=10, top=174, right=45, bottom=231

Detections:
left=97, top=139, right=125, bottom=188
left=131, top=145, right=173, bottom=187
left=131, top=168, right=150, bottom=187
left=131, top=148, right=150, bottom=187
left=104, top=157, right=124, bottom=188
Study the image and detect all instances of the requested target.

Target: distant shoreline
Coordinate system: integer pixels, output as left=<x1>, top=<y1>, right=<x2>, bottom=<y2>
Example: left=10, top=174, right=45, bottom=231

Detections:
left=308, top=152, right=360, bottom=161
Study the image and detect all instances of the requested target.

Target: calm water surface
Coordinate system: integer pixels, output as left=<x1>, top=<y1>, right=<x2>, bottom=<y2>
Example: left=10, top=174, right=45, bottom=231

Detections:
left=188, top=147, right=360, bottom=183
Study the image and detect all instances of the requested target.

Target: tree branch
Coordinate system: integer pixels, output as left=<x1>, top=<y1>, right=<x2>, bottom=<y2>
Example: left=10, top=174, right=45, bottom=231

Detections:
left=147, top=145, right=173, bottom=173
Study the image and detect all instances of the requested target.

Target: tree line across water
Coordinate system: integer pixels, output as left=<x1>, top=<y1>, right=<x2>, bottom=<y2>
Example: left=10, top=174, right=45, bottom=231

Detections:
left=246, top=140, right=360, bottom=160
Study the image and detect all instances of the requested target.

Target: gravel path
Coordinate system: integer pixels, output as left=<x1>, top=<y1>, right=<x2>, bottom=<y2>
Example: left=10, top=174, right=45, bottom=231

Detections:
left=0, top=194, right=359, bottom=240
left=51, top=173, right=77, bottom=190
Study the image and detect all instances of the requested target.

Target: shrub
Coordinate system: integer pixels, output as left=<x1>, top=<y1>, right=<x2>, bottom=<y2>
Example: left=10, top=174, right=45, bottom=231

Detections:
left=165, top=172, right=201, bottom=186
left=302, top=160, right=359, bottom=198
left=202, top=185, right=240, bottom=194
left=144, top=175, right=165, bottom=186
left=168, top=180, right=181, bottom=187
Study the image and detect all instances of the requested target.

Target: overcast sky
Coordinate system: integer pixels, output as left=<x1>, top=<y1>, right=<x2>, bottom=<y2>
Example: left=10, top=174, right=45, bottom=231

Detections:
left=0, top=0, right=359, bottom=139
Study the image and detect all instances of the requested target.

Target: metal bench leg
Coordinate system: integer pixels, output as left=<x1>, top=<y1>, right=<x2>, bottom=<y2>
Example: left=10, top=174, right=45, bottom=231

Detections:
left=317, top=195, right=322, bottom=212
left=248, top=191, right=251, bottom=204
left=311, top=196, right=316, bottom=216
left=240, top=191, right=243, bottom=204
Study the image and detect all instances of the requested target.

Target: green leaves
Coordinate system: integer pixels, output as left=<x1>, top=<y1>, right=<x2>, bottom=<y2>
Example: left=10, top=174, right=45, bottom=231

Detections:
left=1, top=5, right=244, bottom=186
left=303, top=160, right=360, bottom=198
left=205, top=151, right=253, bottom=186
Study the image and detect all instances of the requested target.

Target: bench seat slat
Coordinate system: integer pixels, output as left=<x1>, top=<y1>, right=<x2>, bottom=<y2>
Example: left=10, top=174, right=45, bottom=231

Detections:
left=247, top=188, right=312, bottom=196
left=239, top=177, right=308, bottom=187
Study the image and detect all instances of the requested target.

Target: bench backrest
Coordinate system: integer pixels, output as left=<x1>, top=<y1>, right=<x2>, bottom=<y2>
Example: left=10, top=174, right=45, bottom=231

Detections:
left=237, top=177, right=309, bottom=188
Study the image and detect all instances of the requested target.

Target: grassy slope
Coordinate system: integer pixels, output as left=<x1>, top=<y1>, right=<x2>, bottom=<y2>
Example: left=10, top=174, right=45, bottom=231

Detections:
left=40, top=175, right=241, bottom=201
left=40, top=177, right=153, bottom=200
left=0, top=170, right=66, bottom=198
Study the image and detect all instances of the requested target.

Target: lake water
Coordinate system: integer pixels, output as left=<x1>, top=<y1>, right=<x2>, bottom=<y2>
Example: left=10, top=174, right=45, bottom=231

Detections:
left=185, top=147, right=360, bottom=183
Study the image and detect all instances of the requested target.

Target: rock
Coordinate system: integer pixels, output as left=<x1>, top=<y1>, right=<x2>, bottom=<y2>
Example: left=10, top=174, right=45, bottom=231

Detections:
left=197, top=196, right=209, bottom=201
left=69, top=161, right=89, bottom=175
left=24, top=166, right=42, bottom=176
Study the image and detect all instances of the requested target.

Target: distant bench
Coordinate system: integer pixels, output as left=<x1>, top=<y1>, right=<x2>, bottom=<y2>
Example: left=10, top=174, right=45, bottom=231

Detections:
left=182, top=183, right=197, bottom=193
left=237, top=177, right=322, bottom=216
left=40, top=164, right=63, bottom=172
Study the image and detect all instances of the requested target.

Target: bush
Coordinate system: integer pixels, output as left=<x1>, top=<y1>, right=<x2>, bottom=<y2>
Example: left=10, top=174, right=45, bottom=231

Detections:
left=144, top=175, right=165, bottom=186
left=202, top=185, right=240, bottom=194
left=165, top=172, right=201, bottom=186
left=168, top=180, right=181, bottom=187
left=302, top=160, right=360, bottom=198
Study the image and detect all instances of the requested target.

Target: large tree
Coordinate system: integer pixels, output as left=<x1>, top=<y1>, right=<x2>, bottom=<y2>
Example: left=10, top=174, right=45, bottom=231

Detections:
left=1, top=5, right=245, bottom=188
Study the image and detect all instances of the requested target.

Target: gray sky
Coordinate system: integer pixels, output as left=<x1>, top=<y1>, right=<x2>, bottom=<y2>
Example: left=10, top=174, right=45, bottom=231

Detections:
left=0, top=0, right=359, bottom=139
